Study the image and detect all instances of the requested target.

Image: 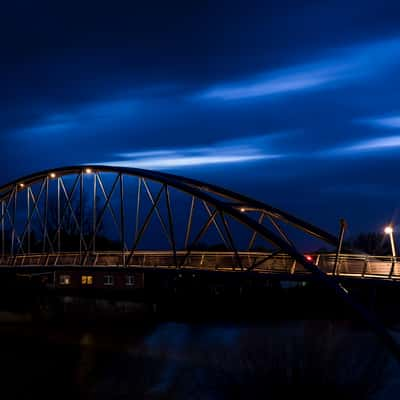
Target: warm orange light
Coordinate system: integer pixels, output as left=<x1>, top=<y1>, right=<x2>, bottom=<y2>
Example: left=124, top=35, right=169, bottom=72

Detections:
left=240, top=208, right=246, bottom=212
left=81, top=275, right=93, bottom=285
left=85, top=168, right=93, bottom=174
left=19, top=183, right=25, bottom=188
left=305, top=255, right=313, bottom=261
left=49, top=173, right=56, bottom=178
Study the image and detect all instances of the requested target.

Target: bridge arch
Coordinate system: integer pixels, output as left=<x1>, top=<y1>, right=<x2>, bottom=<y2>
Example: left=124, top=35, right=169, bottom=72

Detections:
left=0, top=165, right=336, bottom=269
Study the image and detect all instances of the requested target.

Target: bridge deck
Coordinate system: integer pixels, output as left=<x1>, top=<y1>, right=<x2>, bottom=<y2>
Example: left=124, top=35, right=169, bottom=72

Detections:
left=1, top=251, right=399, bottom=281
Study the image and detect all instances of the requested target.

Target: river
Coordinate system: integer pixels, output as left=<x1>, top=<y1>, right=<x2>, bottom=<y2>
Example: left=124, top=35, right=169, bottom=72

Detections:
left=0, top=313, right=398, bottom=399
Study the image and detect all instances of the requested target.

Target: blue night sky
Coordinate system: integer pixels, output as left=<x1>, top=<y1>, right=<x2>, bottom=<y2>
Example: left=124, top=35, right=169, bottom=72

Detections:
left=2, top=0, right=400, bottom=238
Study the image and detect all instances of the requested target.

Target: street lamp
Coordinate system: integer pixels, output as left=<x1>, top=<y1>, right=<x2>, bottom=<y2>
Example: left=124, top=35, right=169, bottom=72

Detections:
left=384, top=225, right=396, bottom=258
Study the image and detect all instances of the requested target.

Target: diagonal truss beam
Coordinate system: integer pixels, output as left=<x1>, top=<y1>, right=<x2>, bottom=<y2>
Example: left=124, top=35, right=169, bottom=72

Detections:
left=96, top=172, right=128, bottom=251
left=202, top=200, right=229, bottom=248
left=84, top=172, right=120, bottom=254
left=179, top=209, right=219, bottom=268
left=142, top=178, right=173, bottom=248
left=15, top=179, right=55, bottom=254
left=220, top=212, right=243, bottom=270
left=50, top=174, right=81, bottom=251
left=59, top=176, right=88, bottom=251
left=184, top=196, right=196, bottom=249
left=125, top=184, right=165, bottom=266
left=165, top=185, right=177, bottom=268
left=247, top=250, right=282, bottom=271
left=248, top=212, right=265, bottom=251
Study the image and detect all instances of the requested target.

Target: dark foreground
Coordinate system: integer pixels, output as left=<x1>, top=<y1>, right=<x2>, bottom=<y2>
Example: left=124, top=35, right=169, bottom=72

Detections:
left=0, top=310, right=398, bottom=400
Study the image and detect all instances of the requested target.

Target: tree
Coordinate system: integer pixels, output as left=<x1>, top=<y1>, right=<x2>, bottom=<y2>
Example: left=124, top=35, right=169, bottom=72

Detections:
left=349, top=232, right=391, bottom=256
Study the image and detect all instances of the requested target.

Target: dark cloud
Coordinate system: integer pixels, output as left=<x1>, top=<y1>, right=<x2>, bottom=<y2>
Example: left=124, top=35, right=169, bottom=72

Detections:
left=2, top=1, right=400, bottom=235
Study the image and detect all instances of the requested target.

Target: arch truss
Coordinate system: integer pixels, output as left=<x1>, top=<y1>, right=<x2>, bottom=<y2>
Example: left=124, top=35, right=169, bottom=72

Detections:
left=0, top=166, right=338, bottom=274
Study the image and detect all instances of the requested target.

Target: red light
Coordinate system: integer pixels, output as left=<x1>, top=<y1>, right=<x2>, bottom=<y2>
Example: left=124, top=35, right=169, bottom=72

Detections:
left=305, top=255, right=313, bottom=261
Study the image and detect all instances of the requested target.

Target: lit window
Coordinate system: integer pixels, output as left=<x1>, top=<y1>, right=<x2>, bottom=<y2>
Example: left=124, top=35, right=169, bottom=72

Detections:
left=126, top=275, right=135, bottom=286
left=81, top=275, right=93, bottom=285
left=104, top=275, right=114, bottom=286
left=59, top=275, right=71, bottom=285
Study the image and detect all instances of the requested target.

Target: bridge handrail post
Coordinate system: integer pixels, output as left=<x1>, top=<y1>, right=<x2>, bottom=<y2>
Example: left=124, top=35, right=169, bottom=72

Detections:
left=333, top=218, right=347, bottom=276
left=389, top=256, right=396, bottom=279
left=290, top=259, right=296, bottom=274
left=362, top=256, right=369, bottom=278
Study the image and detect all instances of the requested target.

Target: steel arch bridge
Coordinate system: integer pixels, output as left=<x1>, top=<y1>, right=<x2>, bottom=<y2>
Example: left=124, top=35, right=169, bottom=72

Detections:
left=0, top=165, right=399, bottom=281
left=1, top=165, right=400, bottom=360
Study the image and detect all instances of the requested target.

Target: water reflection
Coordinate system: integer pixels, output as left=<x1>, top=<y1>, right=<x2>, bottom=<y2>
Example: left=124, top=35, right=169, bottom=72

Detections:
left=0, top=319, right=396, bottom=399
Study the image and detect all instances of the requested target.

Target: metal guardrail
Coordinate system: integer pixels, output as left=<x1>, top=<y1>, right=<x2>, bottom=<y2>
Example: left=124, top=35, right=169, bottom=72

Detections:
left=0, top=251, right=399, bottom=280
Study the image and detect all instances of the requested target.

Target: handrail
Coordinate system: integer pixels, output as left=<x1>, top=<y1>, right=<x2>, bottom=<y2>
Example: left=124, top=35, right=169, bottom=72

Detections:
left=1, top=251, right=399, bottom=280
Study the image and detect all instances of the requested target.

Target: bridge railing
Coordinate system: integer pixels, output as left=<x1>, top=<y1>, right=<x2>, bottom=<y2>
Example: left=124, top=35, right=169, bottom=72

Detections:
left=0, top=252, right=399, bottom=279
left=317, top=253, right=400, bottom=278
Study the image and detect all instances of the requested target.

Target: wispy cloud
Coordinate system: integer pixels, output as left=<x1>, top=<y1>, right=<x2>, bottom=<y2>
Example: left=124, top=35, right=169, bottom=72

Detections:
left=200, top=63, right=348, bottom=101
left=23, top=121, right=77, bottom=135
left=355, top=115, right=400, bottom=129
left=16, top=98, right=138, bottom=136
left=99, top=134, right=284, bottom=169
left=198, top=37, right=400, bottom=101
left=327, top=135, right=400, bottom=156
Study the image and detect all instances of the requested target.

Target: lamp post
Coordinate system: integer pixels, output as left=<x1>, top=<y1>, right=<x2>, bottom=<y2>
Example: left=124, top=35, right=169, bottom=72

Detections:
left=385, top=225, right=397, bottom=278
left=384, top=225, right=396, bottom=257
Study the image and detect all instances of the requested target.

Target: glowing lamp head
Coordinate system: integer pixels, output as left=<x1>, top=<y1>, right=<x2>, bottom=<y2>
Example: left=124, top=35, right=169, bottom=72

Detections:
left=19, top=183, right=25, bottom=188
left=49, top=173, right=56, bottom=179
left=85, top=168, right=93, bottom=174
left=305, top=255, right=313, bottom=261
left=384, top=226, right=394, bottom=235
left=240, top=208, right=246, bottom=212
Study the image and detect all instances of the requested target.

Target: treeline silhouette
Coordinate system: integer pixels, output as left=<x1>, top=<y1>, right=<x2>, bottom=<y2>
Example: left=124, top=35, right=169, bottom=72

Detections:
left=347, top=232, right=392, bottom=256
